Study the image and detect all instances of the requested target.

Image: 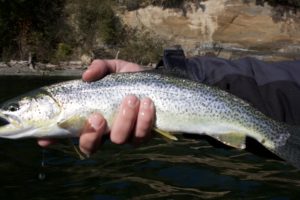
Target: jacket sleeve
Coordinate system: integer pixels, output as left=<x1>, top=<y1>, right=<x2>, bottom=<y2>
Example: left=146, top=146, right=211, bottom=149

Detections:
left=158, top=48, right=300, bottom=125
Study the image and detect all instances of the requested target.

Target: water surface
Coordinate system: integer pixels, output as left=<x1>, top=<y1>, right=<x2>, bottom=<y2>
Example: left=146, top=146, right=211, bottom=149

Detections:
left=0, top=76, right=299, bottom=200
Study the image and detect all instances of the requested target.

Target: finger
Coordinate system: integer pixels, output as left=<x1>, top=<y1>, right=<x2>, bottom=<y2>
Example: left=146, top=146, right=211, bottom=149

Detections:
left=82, top=60, right=111, bottom=82
left=109, top=59, right=141, bottom=73
left=79, top=113, right=107, bottom=156
left=37, top=139, right=56, bottom=147
left=110, top=95, right=139, bottom=144
left=82, top=59, right=142, bottom=82
left=132, top=98, right=155, bottom=144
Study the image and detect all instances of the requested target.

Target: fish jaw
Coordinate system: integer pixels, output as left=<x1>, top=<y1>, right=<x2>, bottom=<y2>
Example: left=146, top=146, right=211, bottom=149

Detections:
left=0, top=125, right=37, bottom=139
left=0, top=110, right=74, bottom=139
left=0, top=124, right=73, bottom=139
left=0, top=110, right=36, bottom=138
left=0, top=121, right=73, bottom=139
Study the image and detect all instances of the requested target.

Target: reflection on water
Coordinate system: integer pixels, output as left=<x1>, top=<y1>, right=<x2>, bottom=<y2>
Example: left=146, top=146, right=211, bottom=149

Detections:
left=0, top=76, right=299, bottom=200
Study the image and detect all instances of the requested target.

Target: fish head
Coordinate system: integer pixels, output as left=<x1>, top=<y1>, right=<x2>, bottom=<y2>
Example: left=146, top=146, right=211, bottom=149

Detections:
left=0, top=89, right=62, bottom=139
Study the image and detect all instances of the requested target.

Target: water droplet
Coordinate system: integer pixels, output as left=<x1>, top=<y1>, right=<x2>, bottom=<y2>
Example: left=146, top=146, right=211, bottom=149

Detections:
left=41, top=160, right=45, bottom=167
left=38, top=172, right=46, bottom=181
left=38, top=149, right=46, bottom=181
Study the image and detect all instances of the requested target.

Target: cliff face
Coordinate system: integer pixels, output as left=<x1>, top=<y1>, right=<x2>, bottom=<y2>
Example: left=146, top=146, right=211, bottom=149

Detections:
left=123, top=0, right=225, bottom=46
left=121, top=0, right=300, bottom=60
left=2, top=0, right=299, bottom=63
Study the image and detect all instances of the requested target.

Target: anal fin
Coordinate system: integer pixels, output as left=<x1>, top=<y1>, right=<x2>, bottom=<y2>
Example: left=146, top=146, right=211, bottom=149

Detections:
left=153, top=128, right=178, bottom=141
left=211, top=132, right=246, bottom=149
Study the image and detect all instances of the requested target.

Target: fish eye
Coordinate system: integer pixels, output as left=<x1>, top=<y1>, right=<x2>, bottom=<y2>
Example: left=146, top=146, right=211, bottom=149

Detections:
left=5, top=103, right=20, bottom=112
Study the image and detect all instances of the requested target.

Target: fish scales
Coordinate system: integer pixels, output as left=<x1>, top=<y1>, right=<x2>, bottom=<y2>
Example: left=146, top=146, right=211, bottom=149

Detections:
left=47, top=72, right=288, bottom=148
left=0, top=71, right=299, bottom=168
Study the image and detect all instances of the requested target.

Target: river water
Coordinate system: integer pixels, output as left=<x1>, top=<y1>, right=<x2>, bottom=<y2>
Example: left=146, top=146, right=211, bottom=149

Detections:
left=0, top=76, right=299, bottom=200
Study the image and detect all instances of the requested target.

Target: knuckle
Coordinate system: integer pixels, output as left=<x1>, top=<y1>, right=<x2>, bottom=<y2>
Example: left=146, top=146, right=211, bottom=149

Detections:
left=140, top=113, right=153, bottom=124
left=135, top=121, right=152, bottom=138
left=122, top=107, right=136, bottom=118
left=138, top=109, right=154, bottom=125
left=91, top=59, right=103, bottom=66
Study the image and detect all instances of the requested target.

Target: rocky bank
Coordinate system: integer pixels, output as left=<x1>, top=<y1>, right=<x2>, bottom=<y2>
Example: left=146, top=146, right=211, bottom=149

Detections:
left=121, top=0, right=300, bottom=60
left=1, top=0, right=300, bottom=76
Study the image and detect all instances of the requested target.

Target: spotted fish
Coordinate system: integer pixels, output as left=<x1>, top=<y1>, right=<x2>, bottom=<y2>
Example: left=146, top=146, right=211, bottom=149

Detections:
left=0, top=71, right=299, bottom=168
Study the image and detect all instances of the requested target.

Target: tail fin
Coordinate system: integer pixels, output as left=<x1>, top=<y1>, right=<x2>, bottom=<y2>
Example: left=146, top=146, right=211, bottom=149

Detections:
left=275, top=126, right=300, bottom=169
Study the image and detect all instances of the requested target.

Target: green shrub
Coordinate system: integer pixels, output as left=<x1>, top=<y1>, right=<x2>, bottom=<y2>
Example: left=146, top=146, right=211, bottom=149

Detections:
left=0, top=0, right=67, bottom=61
left=119, top=29, right=166, bottom=65
left=55, top=43, right=73, bottom=62
left=264, top=0, right=300, bottom=7
left=75, top=0, right=124, bottom=50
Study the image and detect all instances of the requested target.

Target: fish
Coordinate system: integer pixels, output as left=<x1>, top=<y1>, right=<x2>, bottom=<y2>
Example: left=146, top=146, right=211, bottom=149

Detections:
left=0, top=70, right=299, bottom=168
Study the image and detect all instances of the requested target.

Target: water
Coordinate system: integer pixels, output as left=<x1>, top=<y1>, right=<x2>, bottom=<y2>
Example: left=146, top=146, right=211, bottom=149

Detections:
left=0, top=76, right=299, bottom=200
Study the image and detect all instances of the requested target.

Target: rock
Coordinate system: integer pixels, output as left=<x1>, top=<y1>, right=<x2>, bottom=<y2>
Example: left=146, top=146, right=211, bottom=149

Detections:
left=0, top=62, right=8, bottom=68
left=214, top=1, right=300, bottom=49
left=80, top=54, right=92, bottom=66
left=8, top=60, right=29, bottom=68
left=121, top=0, right=300, bottom=60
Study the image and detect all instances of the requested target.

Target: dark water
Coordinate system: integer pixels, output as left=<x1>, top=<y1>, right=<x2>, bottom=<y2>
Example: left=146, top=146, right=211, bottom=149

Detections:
left=0, top=76, right=299, bottom=200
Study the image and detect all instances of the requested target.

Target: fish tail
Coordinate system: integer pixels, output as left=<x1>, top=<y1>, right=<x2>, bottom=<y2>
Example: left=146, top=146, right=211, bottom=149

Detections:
left=275, top=126, right=300, bottom=169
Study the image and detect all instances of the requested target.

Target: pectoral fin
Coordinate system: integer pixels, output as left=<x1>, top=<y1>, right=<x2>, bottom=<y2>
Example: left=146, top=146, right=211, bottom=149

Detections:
left=59, top=116, right=89, bottom=160
left=57, top=115, right=86, bottom=131
left=211, top=133, right=246, bottom=149
left=153, top=128, right=178, bottom=141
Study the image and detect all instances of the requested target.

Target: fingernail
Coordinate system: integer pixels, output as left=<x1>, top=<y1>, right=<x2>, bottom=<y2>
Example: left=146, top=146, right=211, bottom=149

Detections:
left=88, top=114, right=104, bottom=131
left=142, top=98, right=153, bottom=109
left=83, top=68, right=91, bottom=74
left=126, top=95, right=139, bottom=109
left=82, top=70, right=91, bottom=81
left=140, top=98, right=153, bottom=117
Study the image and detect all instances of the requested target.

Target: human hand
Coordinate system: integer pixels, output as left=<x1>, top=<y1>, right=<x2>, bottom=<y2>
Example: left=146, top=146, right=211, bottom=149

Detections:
left=38, top=59, right=155, bottom=156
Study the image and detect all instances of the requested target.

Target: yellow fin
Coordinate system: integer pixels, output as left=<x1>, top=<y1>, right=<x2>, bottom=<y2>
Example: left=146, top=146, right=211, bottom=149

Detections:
left=69, top=139, right=89, bottom=160
left=58, top=115, right=86, bottom=130
left=211, top=132, right=246, bottom=149
left=153, top=128, right=178, bottom=141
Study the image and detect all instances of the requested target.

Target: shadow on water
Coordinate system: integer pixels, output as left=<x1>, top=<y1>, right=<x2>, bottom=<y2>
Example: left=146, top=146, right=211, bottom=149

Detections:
left=0, top=76, right=300, bottom=200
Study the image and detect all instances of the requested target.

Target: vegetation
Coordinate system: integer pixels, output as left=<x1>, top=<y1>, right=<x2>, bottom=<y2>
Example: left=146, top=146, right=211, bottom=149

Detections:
left=0, top=0, right=67, bottom=62
left=73, top=0, right=123, bottom=49
left=0, top=0, right=166, bottom=64
left=0, top=0, right=298, bottom=64
left=124, top=0, right=300, bottom=10
left=118, top=29, right=166, bottom=65
left=123, top=0, right=191, bottom=10
left=264, top=0, right=300, bottom=7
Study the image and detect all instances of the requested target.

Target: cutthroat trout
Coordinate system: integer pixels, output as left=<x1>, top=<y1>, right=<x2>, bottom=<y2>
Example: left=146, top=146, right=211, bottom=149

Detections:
left=0, top=71, right=299, bottom=168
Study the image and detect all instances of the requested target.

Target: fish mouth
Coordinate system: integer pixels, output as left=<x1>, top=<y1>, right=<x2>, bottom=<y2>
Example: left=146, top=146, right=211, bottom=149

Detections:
left=0, top=111, right=35, bottom=139
left=0, top=111, right=20, bottom=127
left=0, top=114, right=9, bottom=126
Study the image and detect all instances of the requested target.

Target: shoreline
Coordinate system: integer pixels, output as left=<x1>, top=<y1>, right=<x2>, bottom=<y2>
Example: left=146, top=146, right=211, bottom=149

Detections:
left=0, top=68, right=84, bottom=78
left=0, top=61, right=85, bottom=78
left=1, top=50, right=299, bottom=78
